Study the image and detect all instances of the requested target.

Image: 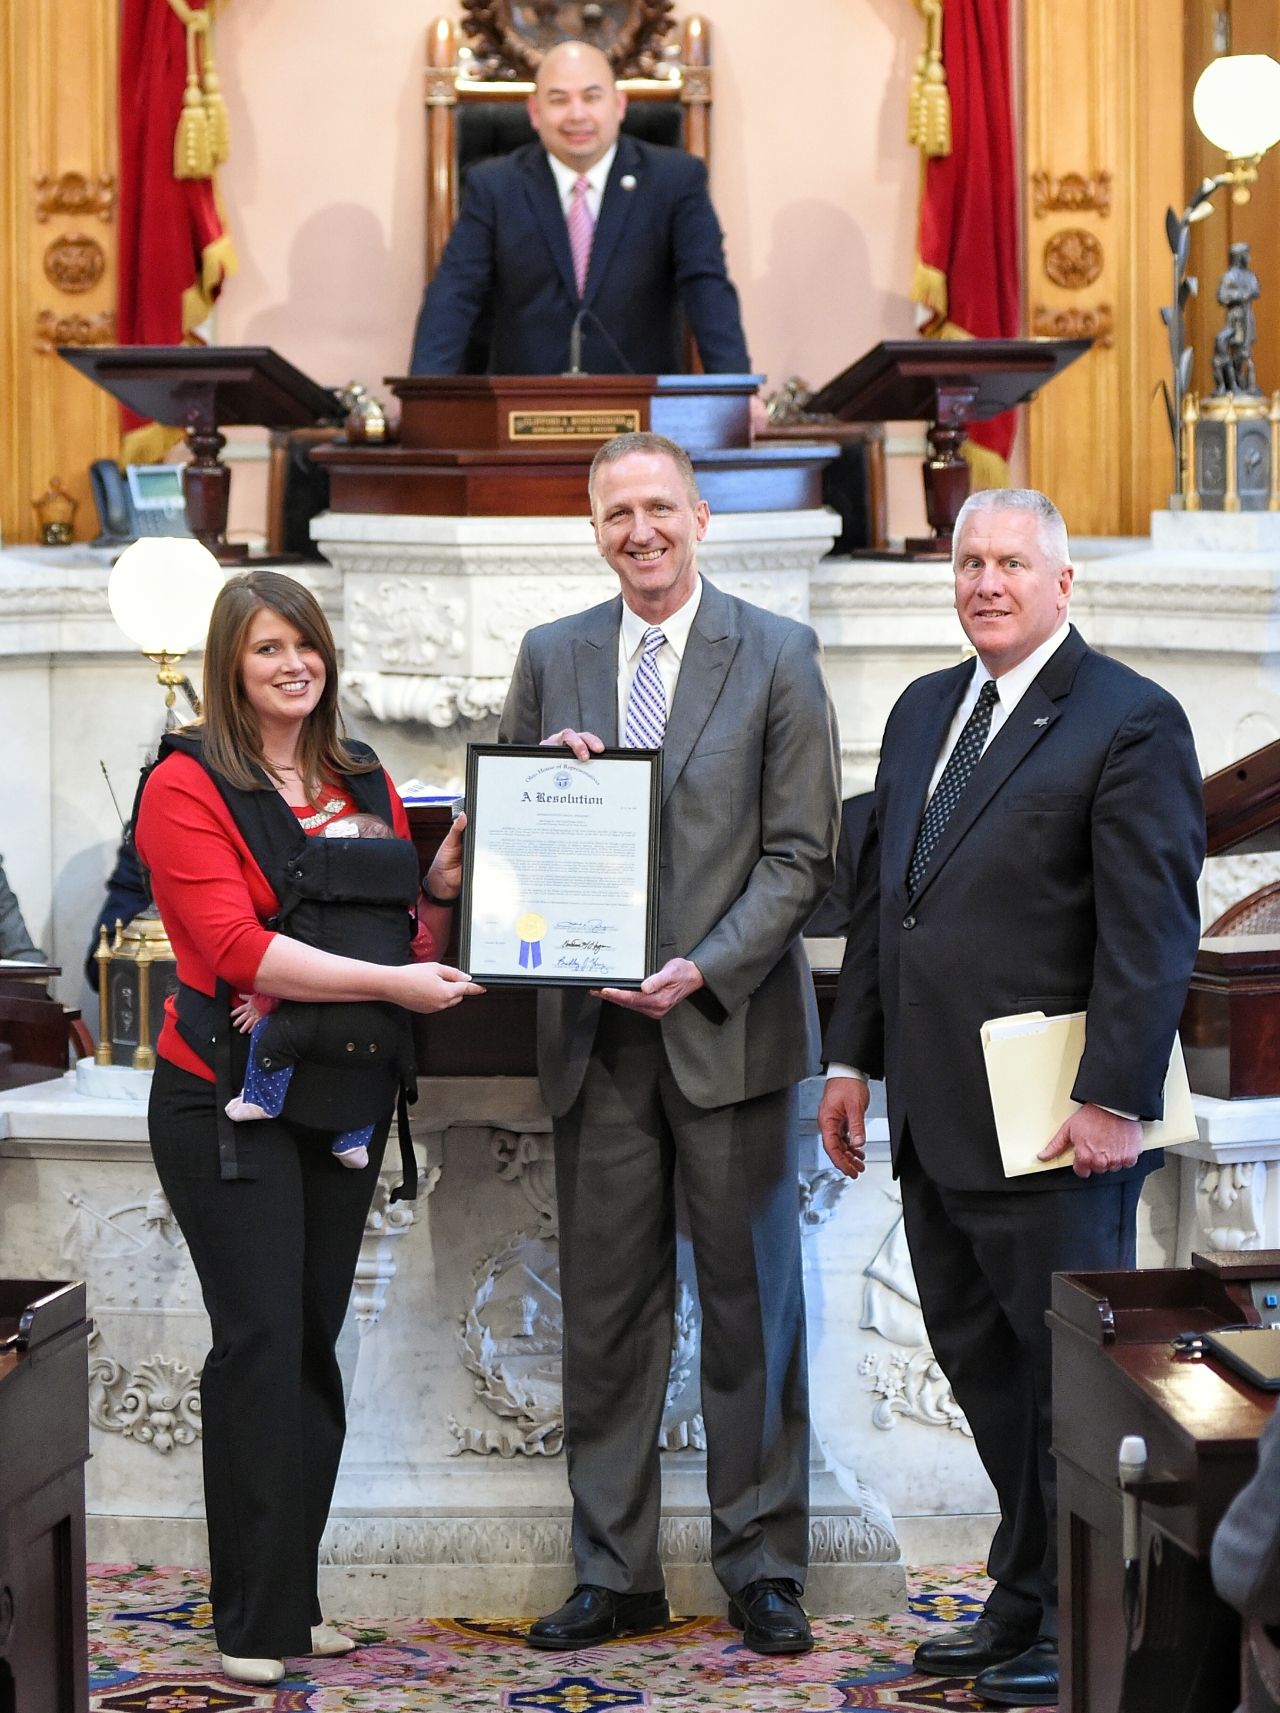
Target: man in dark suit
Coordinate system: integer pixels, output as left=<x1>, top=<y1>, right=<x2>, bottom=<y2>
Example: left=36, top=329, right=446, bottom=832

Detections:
left=409, top=39, right=755, bottom=391
left=499, top=431, right=840, bottom=1655
left=818, top=489, right=1204, bottom=1706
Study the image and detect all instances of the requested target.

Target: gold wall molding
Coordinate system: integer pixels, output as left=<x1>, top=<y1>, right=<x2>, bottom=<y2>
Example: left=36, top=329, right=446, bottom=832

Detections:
left=34, top=308, right=115, bottom=353
left=42, top=231, right=105, bottom=293
left=1043, top=228, right=1104, bottom=289
left=1031, top=303, right=1115, bottom=348
left=1024, top=2, right=1183, bottom=534
left=33, top=168, right=114, bottom=221
left=1030, top=169, right=1113, bottom=218
left=2, top=0, right=119, bottom=544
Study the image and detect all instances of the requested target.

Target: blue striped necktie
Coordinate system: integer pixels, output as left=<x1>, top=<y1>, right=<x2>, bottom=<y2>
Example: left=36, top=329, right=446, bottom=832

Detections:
left=624, top=625, right=667, bottom=748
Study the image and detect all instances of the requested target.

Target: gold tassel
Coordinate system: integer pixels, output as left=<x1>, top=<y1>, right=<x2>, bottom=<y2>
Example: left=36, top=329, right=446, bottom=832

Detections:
left=173, top=13, right=212, bottom=179
left=911, top=0, right=952, bottom=160
left=175, top=66, right=212, bottom=178
left=907, top=47, right=927, bottom=147
left=201, top=21, right=230, bottom=165
left=168, top=0, right=230, bottom=180
left=921, top=56, right=951, bottom=157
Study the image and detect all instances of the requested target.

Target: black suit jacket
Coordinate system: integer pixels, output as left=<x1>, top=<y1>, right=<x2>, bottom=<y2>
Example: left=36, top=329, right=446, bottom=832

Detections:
left=823, top=627, right=1205, bottom=1193
left=409, top=134, right=751, bottom=376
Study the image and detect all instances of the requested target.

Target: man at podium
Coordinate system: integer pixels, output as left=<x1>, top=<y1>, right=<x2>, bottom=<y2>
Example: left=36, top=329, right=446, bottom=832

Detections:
left=409, top=39, right=752, bottom=383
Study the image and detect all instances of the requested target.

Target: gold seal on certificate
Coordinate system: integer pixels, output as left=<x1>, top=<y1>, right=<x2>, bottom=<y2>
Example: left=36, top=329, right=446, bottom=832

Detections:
left=458, top=744, right=662, bottom=988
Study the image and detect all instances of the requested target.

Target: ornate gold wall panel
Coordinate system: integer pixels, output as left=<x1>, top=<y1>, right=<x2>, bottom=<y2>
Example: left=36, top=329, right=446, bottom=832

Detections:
left=0, top=0, right=119, bottom=546
left=1024, top=0, right=1184, bottom=535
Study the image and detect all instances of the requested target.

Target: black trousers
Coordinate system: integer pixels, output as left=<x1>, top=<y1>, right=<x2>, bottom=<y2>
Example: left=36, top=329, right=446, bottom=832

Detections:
left=898, top=1137, right=1140, bottom=1641
left=554, top=1006, right=810, bottom=1598
left=148, top=1056, right=388, bottom=1658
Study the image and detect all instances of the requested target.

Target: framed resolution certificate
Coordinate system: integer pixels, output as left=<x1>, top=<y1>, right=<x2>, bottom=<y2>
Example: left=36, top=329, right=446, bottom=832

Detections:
left=458, top=745, right=662, bottom=988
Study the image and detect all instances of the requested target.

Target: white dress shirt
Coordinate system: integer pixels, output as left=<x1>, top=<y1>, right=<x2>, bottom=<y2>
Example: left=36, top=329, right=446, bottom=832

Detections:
left=546, top=145, right=617, bottom=222
left=829, top=621, right=1080, bottom=1087
left=923, top=620, right=1072, bottom=804
left=617, top=575, right=703, bottom=739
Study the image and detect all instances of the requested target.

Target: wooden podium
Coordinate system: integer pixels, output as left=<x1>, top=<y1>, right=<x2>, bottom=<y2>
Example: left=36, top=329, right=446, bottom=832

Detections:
left=1050, top=1255, right=1280, bottom=1712
left=58, top=345, right=344, bottom=561
left=313, top=374, right=838, bottom=516
left=0, top=1281, right=91, bottom=1713
left=806, top=338, right=1092, bottom=556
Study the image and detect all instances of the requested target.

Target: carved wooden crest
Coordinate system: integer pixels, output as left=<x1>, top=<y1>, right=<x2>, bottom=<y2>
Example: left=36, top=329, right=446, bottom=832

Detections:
left=462, top=0, right=676, bottom=80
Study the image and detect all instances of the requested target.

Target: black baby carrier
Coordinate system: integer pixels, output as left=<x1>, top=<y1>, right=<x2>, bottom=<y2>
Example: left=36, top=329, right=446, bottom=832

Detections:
left=135, top=730, right=423, bottom=1200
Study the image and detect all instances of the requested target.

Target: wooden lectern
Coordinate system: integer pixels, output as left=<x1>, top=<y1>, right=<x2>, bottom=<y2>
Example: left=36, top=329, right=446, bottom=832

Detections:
left=0, top=1280, right=91, bottom=1713
left=58, top=345, right=344, bottom=562
left=1051, top=1254, right=1280, bottom=1712
left=313, top=374, right=838, bottom=517
left=1181, top=736, right=1280, bottom=1097
left=807, top=338, right=1092, bottom=556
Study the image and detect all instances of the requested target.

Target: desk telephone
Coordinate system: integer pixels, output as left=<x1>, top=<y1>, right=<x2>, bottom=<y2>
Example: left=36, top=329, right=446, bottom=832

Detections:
left=89, top=460, right=191, bottom=546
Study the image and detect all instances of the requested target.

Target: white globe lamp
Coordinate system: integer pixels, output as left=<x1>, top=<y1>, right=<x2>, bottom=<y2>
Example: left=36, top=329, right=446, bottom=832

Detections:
left=108, top=537, right=225, bottom=714
left=1193, top=53, right=1280, bottom=200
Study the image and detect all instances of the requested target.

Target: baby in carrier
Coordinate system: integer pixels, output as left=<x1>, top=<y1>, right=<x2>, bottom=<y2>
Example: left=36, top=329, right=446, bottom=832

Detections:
left=226, top=810, right=425, bottom=1170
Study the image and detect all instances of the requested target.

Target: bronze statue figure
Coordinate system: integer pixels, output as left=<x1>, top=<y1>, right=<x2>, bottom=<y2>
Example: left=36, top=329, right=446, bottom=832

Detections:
left=1212, top=241, right=1262, bottom=396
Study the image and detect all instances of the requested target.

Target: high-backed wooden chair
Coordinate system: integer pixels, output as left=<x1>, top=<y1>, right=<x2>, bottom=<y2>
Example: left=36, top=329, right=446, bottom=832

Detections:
left=424, top=6, right=713, bottom=283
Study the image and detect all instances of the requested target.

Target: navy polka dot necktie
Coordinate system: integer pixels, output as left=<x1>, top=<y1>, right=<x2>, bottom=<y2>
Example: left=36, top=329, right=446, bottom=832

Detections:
left=907, top=678, right=1001, bottom=895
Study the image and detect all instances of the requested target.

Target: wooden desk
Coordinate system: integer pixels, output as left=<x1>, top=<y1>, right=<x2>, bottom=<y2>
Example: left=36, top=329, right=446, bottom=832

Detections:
left=1050, top=1261, right=1276, bottom=1713
left=0, top=1280, right=90, bottom=1713
left=0, top=963, right=91, bottom=1091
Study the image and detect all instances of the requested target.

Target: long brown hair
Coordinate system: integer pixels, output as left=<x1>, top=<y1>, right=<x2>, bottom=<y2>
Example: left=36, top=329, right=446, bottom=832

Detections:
left=195, top=569, right=376, bottom=797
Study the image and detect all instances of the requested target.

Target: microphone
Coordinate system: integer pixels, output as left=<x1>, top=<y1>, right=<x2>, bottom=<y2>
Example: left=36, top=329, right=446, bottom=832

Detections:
left=561, top=308, right=635, bottom=378
left=563, top=309, right=587, bottom=377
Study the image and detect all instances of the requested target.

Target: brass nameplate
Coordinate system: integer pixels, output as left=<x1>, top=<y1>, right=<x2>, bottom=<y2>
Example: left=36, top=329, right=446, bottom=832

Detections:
left=508, top=409, right=641, bottom=440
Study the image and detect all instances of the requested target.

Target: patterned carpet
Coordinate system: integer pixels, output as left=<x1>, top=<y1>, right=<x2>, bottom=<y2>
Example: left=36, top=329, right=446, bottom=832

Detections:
left=87, top=1563, right=1052, bottom=1711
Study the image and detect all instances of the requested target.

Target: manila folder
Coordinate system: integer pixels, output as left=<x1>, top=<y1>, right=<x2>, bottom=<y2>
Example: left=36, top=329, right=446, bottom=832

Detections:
left=980, top=1010, right=1198, bottom=1178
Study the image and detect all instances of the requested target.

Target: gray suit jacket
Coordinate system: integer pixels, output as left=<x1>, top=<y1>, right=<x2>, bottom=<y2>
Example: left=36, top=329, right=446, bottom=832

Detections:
left=498, top=579, right=841, bottom=1116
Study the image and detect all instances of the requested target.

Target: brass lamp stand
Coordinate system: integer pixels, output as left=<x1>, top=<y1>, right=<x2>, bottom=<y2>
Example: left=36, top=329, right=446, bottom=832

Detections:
left=93, top=908, right=176, bottom=1070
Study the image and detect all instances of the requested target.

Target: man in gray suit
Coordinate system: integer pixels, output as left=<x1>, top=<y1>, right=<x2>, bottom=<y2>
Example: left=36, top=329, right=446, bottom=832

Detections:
left=498, top=431, right=840, bottom=1655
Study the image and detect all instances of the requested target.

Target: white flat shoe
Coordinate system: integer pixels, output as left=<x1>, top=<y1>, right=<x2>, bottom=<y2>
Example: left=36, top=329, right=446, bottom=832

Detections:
left=220, top=1654, right=285, bottom=1684
left=311, top=1622, right=357, bottom=1656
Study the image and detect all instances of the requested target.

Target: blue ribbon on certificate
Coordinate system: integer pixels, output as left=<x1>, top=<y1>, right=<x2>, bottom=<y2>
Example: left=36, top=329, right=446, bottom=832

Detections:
left=516, top=912, right=546, bottom=972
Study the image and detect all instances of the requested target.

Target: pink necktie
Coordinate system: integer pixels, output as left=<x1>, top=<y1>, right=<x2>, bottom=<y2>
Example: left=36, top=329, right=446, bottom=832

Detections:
left=566, top=174, right=595, bottom=299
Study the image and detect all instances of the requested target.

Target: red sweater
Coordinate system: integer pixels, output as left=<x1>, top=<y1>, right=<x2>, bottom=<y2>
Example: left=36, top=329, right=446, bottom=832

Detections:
left=135, top=751, right=414, bottom=1082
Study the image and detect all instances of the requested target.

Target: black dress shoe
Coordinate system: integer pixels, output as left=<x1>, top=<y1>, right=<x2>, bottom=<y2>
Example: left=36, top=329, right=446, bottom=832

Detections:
left=527, top=1585, right=670, bottom=1650
left=913, top=1615, right=1041, bottom=1677
left=973, top=1637, right=1059, bottom=1706
left=727, top=1579, right=814, bottom=1655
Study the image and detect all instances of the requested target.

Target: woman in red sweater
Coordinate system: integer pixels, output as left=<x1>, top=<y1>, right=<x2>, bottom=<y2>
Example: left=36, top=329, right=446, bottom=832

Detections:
left=135, top=569, right=478, bottom=1682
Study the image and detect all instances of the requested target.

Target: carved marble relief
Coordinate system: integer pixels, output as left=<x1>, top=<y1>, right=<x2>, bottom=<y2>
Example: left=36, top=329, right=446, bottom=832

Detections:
left=1196, top=1160, right=1267, bottom=1251
left=88, top=1334, right=202, bottom=1454
left=447, top=1126, right=844, bottom=1458
left=857, top=1208, right=971, bottom=1437
left=347, top=578, right=466, bottom=672
left=62, top=1169, right=428, bottom=1457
